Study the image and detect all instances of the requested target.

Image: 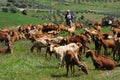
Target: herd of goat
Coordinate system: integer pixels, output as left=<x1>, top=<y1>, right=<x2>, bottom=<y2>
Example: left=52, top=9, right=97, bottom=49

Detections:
left=0, top=20, right=120, bottom=76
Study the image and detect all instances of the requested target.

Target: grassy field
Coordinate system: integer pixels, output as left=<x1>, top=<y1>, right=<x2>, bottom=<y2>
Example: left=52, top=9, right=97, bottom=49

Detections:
left=34, top=0, right=120, bottom=13
left=0, top=0, right=120, bottom=27
left=0, top=1, right=120, bottom=80
left=0, top=27, right=120, bottom=80
left=0, top=11, right=47, bottom=28
left=52, top=2, right=120, bottom=12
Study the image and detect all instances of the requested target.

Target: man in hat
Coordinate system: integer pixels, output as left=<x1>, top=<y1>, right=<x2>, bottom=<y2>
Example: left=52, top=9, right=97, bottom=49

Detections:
left=65, top=10, right=74, bottom=27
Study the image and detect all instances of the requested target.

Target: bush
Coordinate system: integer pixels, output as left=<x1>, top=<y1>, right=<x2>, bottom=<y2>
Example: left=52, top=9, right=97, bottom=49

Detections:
left=7, top=0, right=15, bottom=2
left=6, top=2, right=13, bottom=7
left=2, top=7, right=9, bottom=12
left=20, top=3, right=27, bottom=8
left=10, top=7, right=18, bottom=13
left=81, top=15, right=85, bottom=20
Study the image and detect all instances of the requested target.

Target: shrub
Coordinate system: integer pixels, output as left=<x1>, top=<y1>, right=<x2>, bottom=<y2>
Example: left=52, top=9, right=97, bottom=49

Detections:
left=20, top=3, right=27, bottom=8
left=7, top=0, right=15, bottom=2
left=6, top=2, right=13, bottom=7
left=81, top=15, right=85, bottom=20
left=2, top=7, right=9, bottom=12
left=10, top=7, right=18, bottom=13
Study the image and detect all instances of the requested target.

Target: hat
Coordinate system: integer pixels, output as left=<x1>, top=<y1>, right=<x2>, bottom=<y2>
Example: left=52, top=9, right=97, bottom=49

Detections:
left=67, top=9, right=70, bottom=12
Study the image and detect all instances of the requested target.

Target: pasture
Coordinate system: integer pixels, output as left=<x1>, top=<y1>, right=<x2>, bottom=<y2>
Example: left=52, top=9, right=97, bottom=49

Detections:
left=0, top=0, right=120, bottom=80
left=0, top=11, right=46, bottom=28
left=0, top=27, right=120, bottom=80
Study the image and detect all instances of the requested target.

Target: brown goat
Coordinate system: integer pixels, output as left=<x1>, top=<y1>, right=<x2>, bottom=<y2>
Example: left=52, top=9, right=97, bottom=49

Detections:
left=98, top=33, right=115, bottom=55
left=0, top=31, right=10, bottom=44
left=75, top=23, right=83, bottom=29
left=111, top=27, right=120, bottom=38
left=9, top=29, right=19, bottom=42
left=88, top=21, right=102, bottom=32
left=0, top=41, right=13, bottom=54
left=86, top=50, right=116, bottom=70
left=65, top=50, right=88, bottom=76
left=113, top=38, right=120, bottom=60
left=63, top=34, right=90, bottom=53
left=42, top=23, right=58, bottom=32
left=93, top=32, right=113, bottom=54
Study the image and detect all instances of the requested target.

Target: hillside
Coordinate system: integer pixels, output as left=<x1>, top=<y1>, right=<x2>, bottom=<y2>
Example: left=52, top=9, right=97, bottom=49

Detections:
left=0, top=1, right=120, bottom=80
left=0, top=11, right=46, bottom=28
left=0, top=0, right=120, bottom=27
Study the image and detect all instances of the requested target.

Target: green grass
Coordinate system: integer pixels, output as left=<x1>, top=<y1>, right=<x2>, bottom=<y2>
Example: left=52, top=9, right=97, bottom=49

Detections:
left=0, top=27, right=120, bottom=80
left=0, top=11, right=47, bottom=28
left=52, top=2, right=120, bottom=12
left=0, top=1, right=120, bottom=79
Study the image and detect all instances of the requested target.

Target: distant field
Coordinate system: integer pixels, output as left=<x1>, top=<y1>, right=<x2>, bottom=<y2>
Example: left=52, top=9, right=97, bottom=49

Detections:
left=0, top=11, right=46, bottom=28
left=0, top=0, right=120, bottom=27
left=34, top=0, right=120, bottom=13
left=52, top=2, right=120, bottom=12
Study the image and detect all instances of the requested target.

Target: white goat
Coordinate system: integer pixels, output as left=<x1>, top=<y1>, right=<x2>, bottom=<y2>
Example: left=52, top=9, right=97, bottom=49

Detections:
left=49, top=43, right=79, bottom=68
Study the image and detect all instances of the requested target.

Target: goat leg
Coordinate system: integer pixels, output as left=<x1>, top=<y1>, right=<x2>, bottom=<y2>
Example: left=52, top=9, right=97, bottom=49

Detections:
left=30, top=45, right=34, bottom=53
left=73, top=65, right=75, bottom=76
left=58, top=56, right=63, bottom=69
left=98, top=63, right=103, bottom=70
left=113, top=50, right=116, bottom=60
left=66, top=64, right=69, bottom=77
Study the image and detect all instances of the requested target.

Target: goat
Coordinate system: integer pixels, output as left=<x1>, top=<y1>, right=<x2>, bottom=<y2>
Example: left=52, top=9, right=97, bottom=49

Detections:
left=111, top=27, right=120, bottom=38
left=9, top=29, right=19, bottom=42
left=75, top=23, right=83, bottom=29
left=93, top=25, right=101, bottom=32
left=0, top=31, right=10, bottom=44
left=66, top=24, right=76, bottom=36
left=61, top=34, right=90, bottom=53
left=113, top=38, right=120, bottom=60
left=88, top=21, right=102, bottom=31
left=0, top=41, right=13, bottom=54
left=65, top=50, right=88, bottom=76
left=30, top=38, right=51, bottom=53
left=42, top=23, right=58, bottom=32
left=97, top=33, right=115, bottom=55
left=86, top=50, right=116, bottom=70
left=93, top=32, right=113, bottom=54
left=49, top=43, right=80, bottom=68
